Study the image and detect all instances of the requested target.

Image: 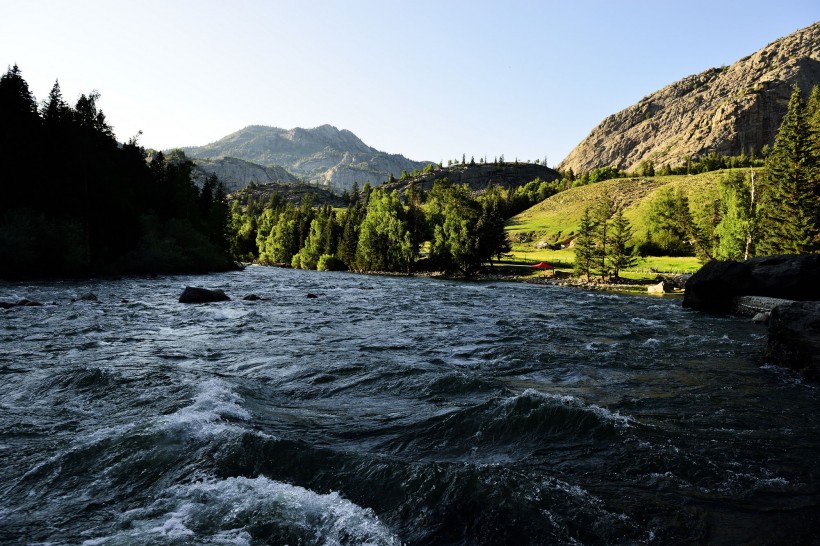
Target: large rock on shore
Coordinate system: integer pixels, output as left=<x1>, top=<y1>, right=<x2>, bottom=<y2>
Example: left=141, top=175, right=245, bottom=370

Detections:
left=765, top=301, right=820, bottom=381
left=683, top=254, right=820, bottom=312
left=179, top=287, right=230, bottom=303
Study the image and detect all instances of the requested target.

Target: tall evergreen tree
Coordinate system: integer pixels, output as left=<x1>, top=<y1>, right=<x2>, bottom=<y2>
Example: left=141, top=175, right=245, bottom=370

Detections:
left=593, top=193, right=614, bottom=278
left=807, top=85, right=820, bottom=248
left=476, top=183, right=511, bottom=266
left=757, top=85, right=818, bottom=255
left=0, top=65, right=41, bottom=210
left=608, top=210, right=636, bottom=279
left=573, top=207, right=596, bottom=282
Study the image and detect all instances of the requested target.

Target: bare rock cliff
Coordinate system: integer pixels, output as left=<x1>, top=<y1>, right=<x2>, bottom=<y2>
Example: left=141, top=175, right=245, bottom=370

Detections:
left=560, top=22, right=820, bottom=174
left=192, top=157, right=299, bottom=192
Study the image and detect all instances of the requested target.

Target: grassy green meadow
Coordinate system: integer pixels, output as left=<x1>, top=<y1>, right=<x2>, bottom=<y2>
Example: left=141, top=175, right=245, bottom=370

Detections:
left=499, top=169, right=754, bottom=280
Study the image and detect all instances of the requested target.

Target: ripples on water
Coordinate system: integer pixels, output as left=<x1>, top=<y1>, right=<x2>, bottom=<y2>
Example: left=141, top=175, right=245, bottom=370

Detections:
left=1, top=266, right=818, bottom=545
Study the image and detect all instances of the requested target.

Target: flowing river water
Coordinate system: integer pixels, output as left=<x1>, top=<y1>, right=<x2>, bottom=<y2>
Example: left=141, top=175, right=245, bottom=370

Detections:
left=1, top=266, right=818, bottom=545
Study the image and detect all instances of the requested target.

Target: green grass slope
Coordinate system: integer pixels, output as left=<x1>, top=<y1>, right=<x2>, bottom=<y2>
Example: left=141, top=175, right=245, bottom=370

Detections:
left=506, top=169, right=752, bottom=245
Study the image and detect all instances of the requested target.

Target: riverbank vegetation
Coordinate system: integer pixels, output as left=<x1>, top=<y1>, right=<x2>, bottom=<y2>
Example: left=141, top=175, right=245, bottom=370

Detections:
left=2, top=63, right=815, bottom=282
left=0, top=66, right=233, bottom=279
left=512, top=85, right=819, bottom=281
left=229, top=179, right=512, bottom=276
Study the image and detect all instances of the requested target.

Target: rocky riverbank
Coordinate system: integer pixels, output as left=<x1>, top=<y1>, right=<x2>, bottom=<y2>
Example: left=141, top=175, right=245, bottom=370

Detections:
left=684, top=254, right=820, bottom=381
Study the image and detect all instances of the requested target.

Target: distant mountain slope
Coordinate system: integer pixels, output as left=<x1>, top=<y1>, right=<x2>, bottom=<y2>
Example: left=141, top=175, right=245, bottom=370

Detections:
left=191, top=157, right=299, bottom=192
left=182, top=124, right=430, bottom=192
left=559, top=22, right=820, bottom=174
left=380, top=162, right=560, bottom=196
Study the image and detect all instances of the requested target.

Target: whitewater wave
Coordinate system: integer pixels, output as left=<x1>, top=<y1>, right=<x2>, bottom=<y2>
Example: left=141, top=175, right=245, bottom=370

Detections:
left=510, top=389, right=635, bottom=429
left=82, top=476, right=401, bottom=546
left=159, top=379, right=252, bottom=439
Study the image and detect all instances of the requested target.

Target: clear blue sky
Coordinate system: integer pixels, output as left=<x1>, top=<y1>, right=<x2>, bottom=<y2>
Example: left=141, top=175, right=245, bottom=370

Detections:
left=2, top=1, right=817, bottom=166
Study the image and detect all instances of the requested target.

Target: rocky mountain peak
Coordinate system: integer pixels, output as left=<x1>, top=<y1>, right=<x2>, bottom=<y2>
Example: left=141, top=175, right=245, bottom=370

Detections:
left=182, top=125, right=428, bottom=192
left=559, top=22, right=820, bottom=174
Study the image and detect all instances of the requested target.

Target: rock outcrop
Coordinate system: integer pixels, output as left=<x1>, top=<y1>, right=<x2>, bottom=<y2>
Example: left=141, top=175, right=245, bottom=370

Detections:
left=560, top=22, right=820, bottom=174
left=192, top=157, right=299, bottom=192
left=178, top=287, right=230, bottom=303
left=765, top=301, right=820, bottom=381
left=647, top=281, right=675, bottom=294
left=182, top=124, right=430, bottom=193
left=682, top=254, right=820, bottom=313
left=683, top=255, right=820, bottom=381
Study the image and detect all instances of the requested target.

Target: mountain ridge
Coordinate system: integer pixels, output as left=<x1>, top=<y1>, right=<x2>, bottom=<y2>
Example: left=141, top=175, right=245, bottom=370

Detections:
left=181, top=124, right=430, bottom=192
left=559, top=22, right=820, bottom=174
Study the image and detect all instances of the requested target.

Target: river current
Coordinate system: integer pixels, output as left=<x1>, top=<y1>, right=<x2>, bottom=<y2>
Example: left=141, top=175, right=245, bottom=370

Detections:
left=1, top=266, right=818, bottom=545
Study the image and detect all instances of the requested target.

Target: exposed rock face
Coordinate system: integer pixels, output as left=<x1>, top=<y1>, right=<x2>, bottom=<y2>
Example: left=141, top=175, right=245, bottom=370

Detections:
left=182, top=124, right=430, bottom=193
left=683, top=254, right=820, bottom=313
left=178, top=286, right=230, bottom=303
left=228, top=181, right=347, bottom=208
left=380, top=163, right=560, bottom=196
left=765, top=301, right=820, bottom=381
left=192, top=157, right=299, bottom=192
left=560, top=22, right=820, bottom=174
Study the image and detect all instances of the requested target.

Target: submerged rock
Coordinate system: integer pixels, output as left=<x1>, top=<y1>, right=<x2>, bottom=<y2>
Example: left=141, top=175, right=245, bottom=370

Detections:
left=306, top=293, right=318, bottom=299
left=178, top=286, right=230, bottom=303
left=683, top=254, right=820, bottom=313
left=1, top=299, right=44, bottom=308
left=243, top=294, right=263, bottom=301
left=765, top=301, right=820, bottom=381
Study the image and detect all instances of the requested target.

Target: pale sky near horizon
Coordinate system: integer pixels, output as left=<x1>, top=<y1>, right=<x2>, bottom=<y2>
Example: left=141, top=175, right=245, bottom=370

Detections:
left=2, top=1, right=817, bottom=166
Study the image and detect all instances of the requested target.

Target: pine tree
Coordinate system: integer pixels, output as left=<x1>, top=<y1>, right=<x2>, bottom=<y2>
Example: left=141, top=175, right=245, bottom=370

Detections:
left=593, top=193, right=614, bottom=278
left=807, top=85, right=820, bottom=249
left=0, top=65, right=41, bottom=211
left=573, top=207, right=596, bottom=282
left=608, top=210, right=636, bottom=279
left=757, top=85, right=818, bottom=255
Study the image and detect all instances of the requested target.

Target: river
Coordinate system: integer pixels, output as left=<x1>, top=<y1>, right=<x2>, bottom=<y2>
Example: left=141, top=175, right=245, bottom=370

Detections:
left=1, top=266, right=817, bottom=545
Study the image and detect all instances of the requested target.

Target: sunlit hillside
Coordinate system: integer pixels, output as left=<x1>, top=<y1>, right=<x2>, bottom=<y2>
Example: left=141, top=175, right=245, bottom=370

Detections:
left=506, top=169, right=758, bottom=247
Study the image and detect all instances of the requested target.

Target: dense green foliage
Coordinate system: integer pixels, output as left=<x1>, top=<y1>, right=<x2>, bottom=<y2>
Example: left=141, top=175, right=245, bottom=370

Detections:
left=573, top=193, right=636, bottom=280
left=0, top=66, right=233, bottom=278
left=229, top=178, right=513, bottom=276
left=640, top=85, right=819, bottom=260
left=756, top=85, right=819, bottom=255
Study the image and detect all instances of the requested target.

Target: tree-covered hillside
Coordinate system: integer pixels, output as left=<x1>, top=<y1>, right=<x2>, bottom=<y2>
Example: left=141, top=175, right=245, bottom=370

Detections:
left=515, top=85, right=819, bottom=266
left=0, top=66, right=234, bottom=279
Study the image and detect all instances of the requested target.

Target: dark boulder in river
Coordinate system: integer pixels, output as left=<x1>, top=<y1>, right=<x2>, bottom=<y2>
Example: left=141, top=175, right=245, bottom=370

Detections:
left=683, top=254, right=820, bottom=313
left=178, top=287, right=230, bottom=303
left=1, top=299, right=44, bottom=308
left=765, top=301, right=820, bottom=381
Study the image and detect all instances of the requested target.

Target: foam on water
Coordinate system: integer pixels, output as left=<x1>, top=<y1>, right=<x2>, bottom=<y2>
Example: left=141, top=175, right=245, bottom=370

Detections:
left=510, top=389, right=635, bottom=428
left=83, top=476, right=401, bottom=546
left=159, top=379, right=252, bottom=439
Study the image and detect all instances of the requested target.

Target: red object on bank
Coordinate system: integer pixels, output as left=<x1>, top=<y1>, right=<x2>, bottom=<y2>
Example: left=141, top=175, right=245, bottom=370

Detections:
left=530, top=262, right=555, bottom=269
